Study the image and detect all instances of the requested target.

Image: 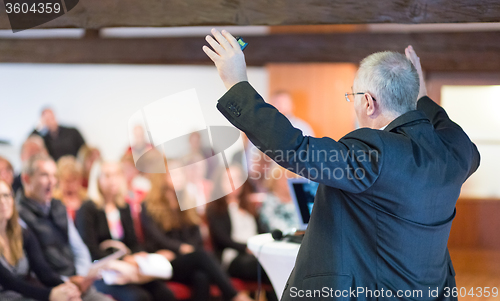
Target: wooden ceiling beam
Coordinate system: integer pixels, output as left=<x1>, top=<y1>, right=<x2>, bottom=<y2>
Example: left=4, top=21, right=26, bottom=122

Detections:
left=1, top=0, right=500, bottom=29
left=1, top=31, right=500, bottom=71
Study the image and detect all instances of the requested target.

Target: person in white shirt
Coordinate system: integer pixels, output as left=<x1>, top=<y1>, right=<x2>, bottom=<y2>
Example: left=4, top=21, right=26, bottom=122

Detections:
left=269, top=91, right=315, bottom=137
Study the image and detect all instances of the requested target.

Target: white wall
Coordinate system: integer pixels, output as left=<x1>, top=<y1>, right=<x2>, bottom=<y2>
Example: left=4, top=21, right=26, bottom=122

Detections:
left=441, top=85, right=500, bottom=198
left=0, top=64, right=268, bottom=171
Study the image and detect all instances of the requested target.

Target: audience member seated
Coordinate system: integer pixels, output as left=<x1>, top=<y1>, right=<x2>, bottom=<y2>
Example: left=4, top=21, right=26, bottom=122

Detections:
left=53, top=156, right=87, bottom=220
left=0, top=156, right=14, bottom=188
left=76, top=161, right=176, bottom=301
left=206, top=166, right=277, bottom=301
left=17, top=154, right=113, bottom=301
left=32, top=108, right=86, bottom=162
left=0, top=179, right=82, bottom=301
left=259, top=165, right=300, bottom=232
left=120, top=152, right=150, bottom=243
left=141, top=172, right=252, bottom=301
left=12, top=135, right=48, bottom=195
left=77, top=145, right=101, bottom=189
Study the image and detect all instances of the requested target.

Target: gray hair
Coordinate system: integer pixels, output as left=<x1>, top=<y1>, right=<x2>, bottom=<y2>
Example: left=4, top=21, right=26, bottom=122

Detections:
left=22, top=153, right=54, bottom=176
left=357, top=51, right=420, bottom=115
left=21, top=135, right=46, bottom=155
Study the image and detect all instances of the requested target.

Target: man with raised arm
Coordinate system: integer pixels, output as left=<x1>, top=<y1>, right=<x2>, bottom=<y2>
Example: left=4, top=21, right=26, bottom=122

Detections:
left=203, top=29, right=480, bottom=301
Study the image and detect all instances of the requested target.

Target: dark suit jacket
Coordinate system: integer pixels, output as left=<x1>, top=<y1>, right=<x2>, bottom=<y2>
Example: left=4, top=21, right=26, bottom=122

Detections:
left=75, top=200, right=143, bottom=261
left=216, top=82, right=480, bottom=301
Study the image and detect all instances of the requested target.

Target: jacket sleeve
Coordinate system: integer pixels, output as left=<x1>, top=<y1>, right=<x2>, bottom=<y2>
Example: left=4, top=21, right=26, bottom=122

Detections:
left=417, top=96, right=480, bottom=179
left=0, top=230, right=59, bottom=301
left=23, top=229, right=64, bottom=288
left=217, top=81, right=383, bottom=193
left=75, top=201, right=110, bottom=261
left=67, top=214, right=93, bottom=276
left=417, top=96, right=462, bottom=131
left=0, top=264, right=53, bottom=301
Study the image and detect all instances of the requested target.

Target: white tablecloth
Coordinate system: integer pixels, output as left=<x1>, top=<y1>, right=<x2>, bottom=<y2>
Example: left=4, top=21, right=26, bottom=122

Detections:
left=247, top=233, right=301, bottom=300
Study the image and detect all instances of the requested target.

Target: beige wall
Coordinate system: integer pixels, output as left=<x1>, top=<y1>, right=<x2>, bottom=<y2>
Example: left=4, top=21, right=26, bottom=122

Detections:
left=267, top=63, right=358, bottom=140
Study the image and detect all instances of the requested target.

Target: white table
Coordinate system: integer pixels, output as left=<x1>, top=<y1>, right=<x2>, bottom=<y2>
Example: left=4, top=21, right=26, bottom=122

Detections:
left=247, top=233, right=301, bottom=300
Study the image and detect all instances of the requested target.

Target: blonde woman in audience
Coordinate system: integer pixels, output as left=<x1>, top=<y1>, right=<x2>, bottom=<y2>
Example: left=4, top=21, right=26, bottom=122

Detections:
left=259, top=164, right=300, bottom=232
left=141, top=168, right=252, bottom=301
left=53, top=156, right=87, bottom=220
left=75, top=162, right=176, bottom=301
left=0, top=179, right=81, bottom=301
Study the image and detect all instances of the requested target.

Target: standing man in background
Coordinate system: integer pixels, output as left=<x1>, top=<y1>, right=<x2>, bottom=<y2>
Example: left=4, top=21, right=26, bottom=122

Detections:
left=203, top=29, right=480, bottom=300
left=33, top=108, right=86, bottom=161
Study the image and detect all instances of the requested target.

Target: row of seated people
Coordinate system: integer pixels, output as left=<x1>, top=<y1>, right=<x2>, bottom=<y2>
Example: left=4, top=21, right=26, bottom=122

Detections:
left=0, top=153, right=281, bottom=301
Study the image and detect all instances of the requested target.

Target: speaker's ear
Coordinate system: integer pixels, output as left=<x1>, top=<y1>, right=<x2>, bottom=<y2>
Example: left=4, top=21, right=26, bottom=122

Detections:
left=365, top=93, right=377, bottom=117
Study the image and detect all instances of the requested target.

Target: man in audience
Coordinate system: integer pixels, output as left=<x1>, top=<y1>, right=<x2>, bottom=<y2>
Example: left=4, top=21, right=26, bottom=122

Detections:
left=33, top=107, right=86, bottom=161
left=12, top=134, right=48, bottom=195
left=18, top=154, right=113, bottom=301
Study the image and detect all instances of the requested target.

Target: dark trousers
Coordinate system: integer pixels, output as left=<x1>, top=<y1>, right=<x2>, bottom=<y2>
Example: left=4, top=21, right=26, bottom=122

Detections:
left=228, top=253, right=278, bottom=301
left=170, top=250, right=238, bottom=301
left=94, top=279, right=176, bottom=301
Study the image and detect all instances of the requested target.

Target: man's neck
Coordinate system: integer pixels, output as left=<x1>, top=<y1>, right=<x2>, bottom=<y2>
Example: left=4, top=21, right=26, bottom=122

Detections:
left=24, top=191, right=50, bottom=207
left=369, top=112, right=399, bottom=130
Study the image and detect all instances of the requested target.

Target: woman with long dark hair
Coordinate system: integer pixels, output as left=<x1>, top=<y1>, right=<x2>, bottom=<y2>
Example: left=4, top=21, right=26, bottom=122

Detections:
left=206, top=165, right=277, bottom=301
left=141, top=169, right=253, bottom=301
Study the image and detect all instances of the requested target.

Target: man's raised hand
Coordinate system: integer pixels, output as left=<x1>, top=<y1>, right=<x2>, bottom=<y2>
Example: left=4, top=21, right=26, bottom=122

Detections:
left=405, top=45, right=427, bottom=99
left=203, top=28, right=248, bottom=90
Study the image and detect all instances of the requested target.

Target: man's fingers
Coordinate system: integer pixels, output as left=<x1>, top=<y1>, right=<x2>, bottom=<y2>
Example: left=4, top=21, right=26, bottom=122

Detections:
left=221, top=29, right=241, bottom=51
left=405, top=46, right=414, bottom=60
left=211, top=28, right=233, bottom=51
left=205, top=35, right=225, bottom=55
left=405, top=45, right=420, bottom=67
left=405, top=47, right=411, bottom=60
left=202, top=45, right=220, bottom=63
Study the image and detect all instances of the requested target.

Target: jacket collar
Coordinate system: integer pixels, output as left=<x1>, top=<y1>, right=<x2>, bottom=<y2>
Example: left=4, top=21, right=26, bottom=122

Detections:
left=18, top=193, right=52, bottom=217
left=383, top=110, right=429, bottom=132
